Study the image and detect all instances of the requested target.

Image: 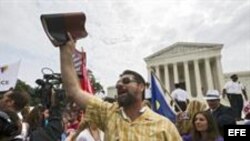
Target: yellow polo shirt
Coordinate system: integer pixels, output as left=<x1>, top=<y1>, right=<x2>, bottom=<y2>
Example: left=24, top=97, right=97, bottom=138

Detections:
left=85, top=97, right=182, bottom=141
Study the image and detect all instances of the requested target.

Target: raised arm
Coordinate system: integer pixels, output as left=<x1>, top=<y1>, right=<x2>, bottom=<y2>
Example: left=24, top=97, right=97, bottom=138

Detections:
left=59, top=33, right=93, bottom=108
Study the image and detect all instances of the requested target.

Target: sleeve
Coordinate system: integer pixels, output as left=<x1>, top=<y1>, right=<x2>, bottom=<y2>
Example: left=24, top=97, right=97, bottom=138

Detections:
left=171, top=91, right=176, bottom=99
left=216, top=136, right=224, bottom=141
left=240, top=83, right=245, bottom=90
left=85, top=96, right=113, bottom=131
left=182, top=134, right=192, bottom=141
left=164, top=121, right=183, bottom=141
left=217, top=107, right=236, bottom=127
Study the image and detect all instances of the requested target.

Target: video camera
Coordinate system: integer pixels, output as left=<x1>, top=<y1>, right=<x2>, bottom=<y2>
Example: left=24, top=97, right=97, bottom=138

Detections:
left=35, top=67, right=65, bottom=108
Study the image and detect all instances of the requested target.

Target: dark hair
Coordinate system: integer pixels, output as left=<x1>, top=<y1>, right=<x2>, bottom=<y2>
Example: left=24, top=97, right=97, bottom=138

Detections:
left=21, top=106, right=30, bottom=122
left=230, top=74, right=237, bottom=79
left=25, top=105, right=47, bottom=131
left=174, top=83, right=180, bottom=88
left=7, top=90, right=30, bottom=112
left=191, top=111, right=220, bottom=141
left=121, top=70, right=146, bottom=85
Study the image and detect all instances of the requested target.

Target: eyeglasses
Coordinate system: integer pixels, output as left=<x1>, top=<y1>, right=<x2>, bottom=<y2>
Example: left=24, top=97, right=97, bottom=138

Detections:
left=116, top=77, right=137, bottom=85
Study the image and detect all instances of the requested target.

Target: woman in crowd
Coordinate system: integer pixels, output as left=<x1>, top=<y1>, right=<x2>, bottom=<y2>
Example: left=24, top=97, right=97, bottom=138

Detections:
left=25, top=105, right=47, bottom=132
left=75, top=121, right=104, bottom=141
left=25, top=91, right=63, bottom=141
left=64, top=110, right=104, bottom=141
left=182, top=111, right=223, bottom=141
left=176, top=99, right=207, bottom=136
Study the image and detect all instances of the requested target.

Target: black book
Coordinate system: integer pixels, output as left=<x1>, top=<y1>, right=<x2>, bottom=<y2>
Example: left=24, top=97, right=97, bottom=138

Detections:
left=41, top=12, right=88, bottom=47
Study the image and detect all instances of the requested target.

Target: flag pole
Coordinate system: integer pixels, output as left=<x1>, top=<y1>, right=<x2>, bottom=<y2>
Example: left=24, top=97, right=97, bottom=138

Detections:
left=150, top=69, right=183, bottom=112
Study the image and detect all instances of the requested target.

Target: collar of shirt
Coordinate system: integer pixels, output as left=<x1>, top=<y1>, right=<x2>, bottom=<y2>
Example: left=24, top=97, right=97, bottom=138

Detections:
left=120, top=106, right=147, bottom=122
left=210, top=105, right=220, bottom=113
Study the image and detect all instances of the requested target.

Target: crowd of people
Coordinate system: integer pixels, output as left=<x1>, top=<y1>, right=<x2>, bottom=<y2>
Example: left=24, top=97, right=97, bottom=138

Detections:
left=0, top=34, right=249, bottom=141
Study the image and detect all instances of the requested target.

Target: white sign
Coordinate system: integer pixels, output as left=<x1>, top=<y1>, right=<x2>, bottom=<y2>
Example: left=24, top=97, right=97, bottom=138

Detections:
left=0, top=61, right=21, bottom=91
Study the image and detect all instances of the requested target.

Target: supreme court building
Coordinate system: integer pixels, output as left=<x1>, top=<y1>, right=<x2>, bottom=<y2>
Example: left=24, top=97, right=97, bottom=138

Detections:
left=107, top=42, right=250, bottom=101
left=144, top=42, right=225, bottom=98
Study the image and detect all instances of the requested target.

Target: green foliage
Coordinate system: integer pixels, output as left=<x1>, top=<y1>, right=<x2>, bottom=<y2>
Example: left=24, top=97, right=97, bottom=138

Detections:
left=15, top=79, right=39, bottom=106
left=88, top=70, right=104, bottom=93
left=15, top=79, right=32, bottom=92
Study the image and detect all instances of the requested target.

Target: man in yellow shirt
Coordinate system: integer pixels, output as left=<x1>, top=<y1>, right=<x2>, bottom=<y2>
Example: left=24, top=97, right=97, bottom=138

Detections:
left=59, top=33, right=182, bottom=141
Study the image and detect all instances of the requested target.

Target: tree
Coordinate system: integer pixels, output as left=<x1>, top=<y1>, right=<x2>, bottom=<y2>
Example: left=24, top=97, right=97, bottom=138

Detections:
left=15, top=79, right=40, bottom=105
left=88, top=70, right=104, bottom=94
left=15, top=79, right=32, bottom=92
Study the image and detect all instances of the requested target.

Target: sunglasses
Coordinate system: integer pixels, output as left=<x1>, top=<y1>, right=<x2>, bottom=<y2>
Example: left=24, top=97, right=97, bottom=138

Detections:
left=116, top=77, right=137, bottom=85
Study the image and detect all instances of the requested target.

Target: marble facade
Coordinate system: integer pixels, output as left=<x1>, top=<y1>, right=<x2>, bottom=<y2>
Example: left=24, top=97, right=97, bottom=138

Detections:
left=144, top=42, right=224, bottom=98
left=107, top=42, right=249, bottom=101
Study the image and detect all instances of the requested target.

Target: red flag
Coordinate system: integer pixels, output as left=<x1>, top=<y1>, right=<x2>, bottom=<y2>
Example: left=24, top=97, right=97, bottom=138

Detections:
left=72, top=48, right=94, bottom=94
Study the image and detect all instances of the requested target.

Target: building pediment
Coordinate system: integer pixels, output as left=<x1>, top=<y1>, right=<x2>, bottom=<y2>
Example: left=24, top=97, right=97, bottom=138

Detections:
left=144, top=42, right=223, bottom=61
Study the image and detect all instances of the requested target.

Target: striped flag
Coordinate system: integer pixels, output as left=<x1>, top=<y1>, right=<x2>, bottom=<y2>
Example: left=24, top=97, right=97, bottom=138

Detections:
left=72, top=48, right=94, bottom=94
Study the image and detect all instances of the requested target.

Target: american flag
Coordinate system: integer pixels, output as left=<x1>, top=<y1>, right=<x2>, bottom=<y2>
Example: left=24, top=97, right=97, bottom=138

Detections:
left=72, top=49, right=85, bottom=76
left=72, top=48, right=94, bottom=94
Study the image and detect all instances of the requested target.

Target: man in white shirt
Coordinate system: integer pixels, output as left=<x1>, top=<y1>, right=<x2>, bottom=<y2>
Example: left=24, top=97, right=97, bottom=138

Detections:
left=170, top=83, right=189, bottom=112
left=223, top=74, right=248, bottom=121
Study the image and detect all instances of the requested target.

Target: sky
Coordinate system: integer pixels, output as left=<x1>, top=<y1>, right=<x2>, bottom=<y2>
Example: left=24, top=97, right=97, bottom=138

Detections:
left=0, top=0, right=249, bottom=91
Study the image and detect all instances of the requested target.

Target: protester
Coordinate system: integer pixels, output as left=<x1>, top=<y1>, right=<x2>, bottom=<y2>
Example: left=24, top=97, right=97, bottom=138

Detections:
left=0, top=109, right=22, bottom=140
left=0, top=89, right=30, bottom=113
left=182, top=111, right=223, bottom=141
left=61, top=111, right=72, bottom=141
left=14, top=106, right=31, bottom=141
left=171, top=83, right=189, bottom=112
left=223, top=74, right=248, bottom=121
left=204, top=89, right=236, bottom=136
left=26, top=91, right=63, bottom=141
left=0, top=89, right=29, bottom=140
left=58, top=33, right=182, bottom=141
left=242, top=101, right=250, bottom=125
left=25, top=105, right=47, bottom=132
left=75, top=121, right=104, bottom=141
left=176, top=99, right=207, bottom=136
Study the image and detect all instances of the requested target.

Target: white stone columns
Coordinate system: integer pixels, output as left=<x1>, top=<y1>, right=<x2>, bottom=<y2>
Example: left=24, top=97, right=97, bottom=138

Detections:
left=194, top=59, right=202, bottom=97
left=205, top=58, right=214, bottom=90
left=216, top=56, right=224, bottom=91
left=173, top=63, right=179, bottom=83
left=147, top=66, right=151, bottom=80
left=184, top=61, right=191, bottom=96
left=155, top=65, right=160, bottom=79
left=164, top=64, right=170, bottom=92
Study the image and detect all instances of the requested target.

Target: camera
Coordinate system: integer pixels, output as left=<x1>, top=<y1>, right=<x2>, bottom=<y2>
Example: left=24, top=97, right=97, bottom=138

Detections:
left=35, top=68, right=66, bottom=108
